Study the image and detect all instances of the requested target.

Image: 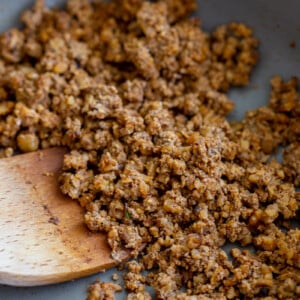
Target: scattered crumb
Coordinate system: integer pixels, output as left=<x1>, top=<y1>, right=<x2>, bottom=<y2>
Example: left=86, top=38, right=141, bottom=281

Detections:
left=87, top=279, right=122, bottom=300
left=290, top=40, right=296, bottom=48
left=112, top=273, right=119, bottom=281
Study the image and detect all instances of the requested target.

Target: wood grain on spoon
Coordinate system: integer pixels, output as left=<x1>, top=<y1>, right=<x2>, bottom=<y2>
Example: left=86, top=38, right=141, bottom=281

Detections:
left=0, top=147, right=129, bottom=287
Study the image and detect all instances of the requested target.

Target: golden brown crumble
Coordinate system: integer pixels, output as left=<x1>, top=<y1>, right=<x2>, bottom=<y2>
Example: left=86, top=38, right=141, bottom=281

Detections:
left=0, top=0, right=298, bottom=299
left=87, top=279, right=122, bottom=300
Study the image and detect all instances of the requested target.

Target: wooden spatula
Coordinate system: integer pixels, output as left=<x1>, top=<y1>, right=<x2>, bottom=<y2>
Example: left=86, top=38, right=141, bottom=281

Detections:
left=0, top=147, right=128, bottom=287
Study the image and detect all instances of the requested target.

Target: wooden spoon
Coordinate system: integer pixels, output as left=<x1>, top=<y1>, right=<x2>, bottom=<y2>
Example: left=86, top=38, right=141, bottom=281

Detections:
left=0, top=147, right=128, bottom=287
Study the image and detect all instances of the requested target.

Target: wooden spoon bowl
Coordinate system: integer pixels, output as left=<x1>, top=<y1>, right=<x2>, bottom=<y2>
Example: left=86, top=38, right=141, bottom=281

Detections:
left=0, top=147, right=128, bottom=286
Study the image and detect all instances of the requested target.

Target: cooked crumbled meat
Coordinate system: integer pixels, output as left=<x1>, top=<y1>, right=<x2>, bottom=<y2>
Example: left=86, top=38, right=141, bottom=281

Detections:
left=283, top=142, right=300, bottom=186
left=209, top=23, right=259, bottom=91
left=0, top=0, right=299, bottom=299
left=112, top=273, right=119, bottom=281
left=87, top=279, right=122, bottom=300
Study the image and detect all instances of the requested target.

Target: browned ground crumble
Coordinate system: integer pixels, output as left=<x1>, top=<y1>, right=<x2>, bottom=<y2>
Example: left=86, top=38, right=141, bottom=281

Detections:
left=0, top=0, right=299, bottom=299
left=87, top=279, right=122, bottom=300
